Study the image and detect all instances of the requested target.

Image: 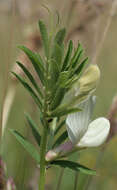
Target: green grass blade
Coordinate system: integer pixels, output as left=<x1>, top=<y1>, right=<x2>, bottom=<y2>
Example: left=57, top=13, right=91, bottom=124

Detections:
left=75, top=57, right=88, bottom=75
left=71, top=50, right=83, bottom=69
left=12, top=72, right=42, bottom=109
left=54, top=28, right=66, bottom=45
left=16, top=61, right=43, bottom=98
left=69, top=43, right=83, bottom=70
left=10, top=130, right=40, bottom=163
left=52, top=131, right=68, bottom=148
left=51, top=43, right=63, bottom=69
left=71, top=43, right=83, bottom=63
left=57, top=71, right=70, bottom=88
left=54, top=120, right=65, bottom=136
left=50, top=71, right=70, bottom=110
left=39, top=20, right=49, bottom=59
left=48, top=59, right=60, bottom=90
left=62, top=40, right=73, bottom=71
left=25, top=113, right=41, bottom=146
left=50, top=107, right=81, bottom=117
left=18, top=45, right=45, bottom=85
left=50, top=88, right=66, bottom=110
left=51, top=160, right=96, bottom=176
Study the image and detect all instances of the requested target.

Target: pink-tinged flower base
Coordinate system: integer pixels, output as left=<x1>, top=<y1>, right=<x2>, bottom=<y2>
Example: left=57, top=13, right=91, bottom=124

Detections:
left=46, top=141, right=74, bottom=161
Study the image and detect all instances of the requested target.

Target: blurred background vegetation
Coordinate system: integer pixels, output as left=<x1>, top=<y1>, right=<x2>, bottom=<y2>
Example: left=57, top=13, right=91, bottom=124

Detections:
left=0, top=0, right=117, bottom=189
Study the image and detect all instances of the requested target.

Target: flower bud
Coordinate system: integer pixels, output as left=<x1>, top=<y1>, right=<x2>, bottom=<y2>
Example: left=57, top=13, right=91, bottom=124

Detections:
left=45, top=150, right=58, bottom=162
left=79, top=64, right=100, bottom=95
left=45, top=141, right=74, bottom=162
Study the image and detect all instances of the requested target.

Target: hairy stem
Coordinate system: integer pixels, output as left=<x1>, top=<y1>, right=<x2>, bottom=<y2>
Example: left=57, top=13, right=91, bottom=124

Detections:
left=39, top=86, right=49, bottom=190
left=39, top=51, right=50, bottom=189
left=39, top=125, right=48, bottom=190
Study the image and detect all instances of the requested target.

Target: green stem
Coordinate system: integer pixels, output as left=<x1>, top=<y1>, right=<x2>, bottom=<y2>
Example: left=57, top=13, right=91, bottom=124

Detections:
left=39, top=53, right=50, bottom=189
left=39, top=88, right=48, bottom=189
left=74, top=172, right=79, bottom=190
left=56, top=168, right=65, bottom=190
left=39, top=125, right=48, bottom=190
left=86, top=148, right=105, bottom=190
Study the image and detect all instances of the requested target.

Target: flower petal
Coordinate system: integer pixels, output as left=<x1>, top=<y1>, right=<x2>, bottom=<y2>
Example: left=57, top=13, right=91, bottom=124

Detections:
left=79, top=64, right=100, bottom=94
left=78, top=117, right=110, bottom=147
left=66, top=96, right=96, bottom=144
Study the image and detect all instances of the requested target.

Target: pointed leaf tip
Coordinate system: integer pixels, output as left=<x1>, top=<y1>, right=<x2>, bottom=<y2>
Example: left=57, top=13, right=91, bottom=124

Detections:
left=25, top=113, right=41, bottom=146
left=38, top=20, right=49, bottom=58
left=10, top=129, right=40, bottom=163
left=51, top=160, right=96, bottom=175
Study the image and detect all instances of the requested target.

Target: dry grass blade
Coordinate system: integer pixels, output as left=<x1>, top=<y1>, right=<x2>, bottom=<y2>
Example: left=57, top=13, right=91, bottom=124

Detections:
left=0, top=0, right=16, bottom=140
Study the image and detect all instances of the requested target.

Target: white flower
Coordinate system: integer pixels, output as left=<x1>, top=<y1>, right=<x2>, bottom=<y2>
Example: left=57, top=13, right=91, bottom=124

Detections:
left=66, top=97, right=110, bottom=147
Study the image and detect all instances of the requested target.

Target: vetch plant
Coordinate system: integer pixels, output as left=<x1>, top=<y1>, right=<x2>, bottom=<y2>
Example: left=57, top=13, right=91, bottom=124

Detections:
left=10, top=20, right=110, bottom=190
